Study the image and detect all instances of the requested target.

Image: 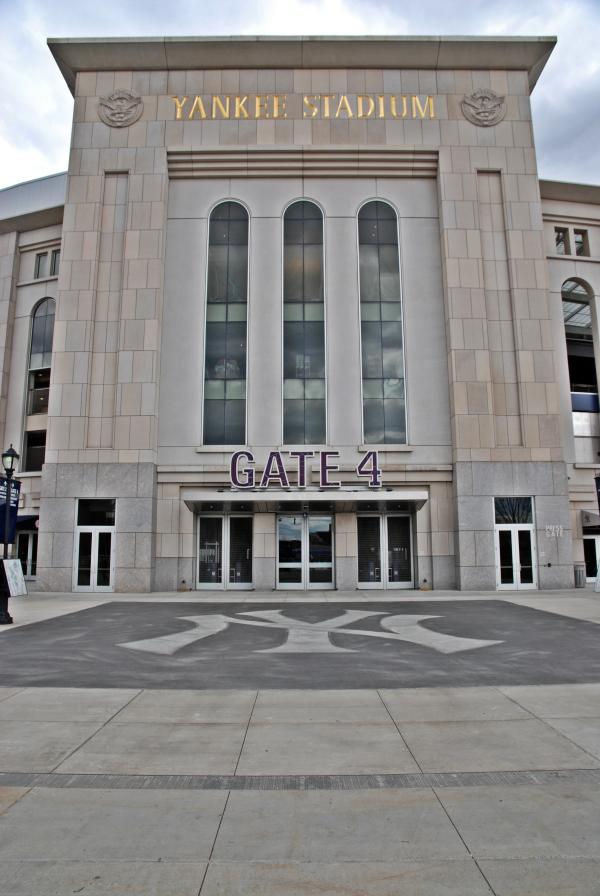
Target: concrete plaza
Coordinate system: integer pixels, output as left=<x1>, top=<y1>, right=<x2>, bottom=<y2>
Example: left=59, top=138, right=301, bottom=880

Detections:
left=0, top=589, right=599, bottom=894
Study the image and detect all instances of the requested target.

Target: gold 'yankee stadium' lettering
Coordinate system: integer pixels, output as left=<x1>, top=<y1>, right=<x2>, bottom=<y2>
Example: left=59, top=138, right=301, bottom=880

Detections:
left=171, top=94, right=435, bottom=120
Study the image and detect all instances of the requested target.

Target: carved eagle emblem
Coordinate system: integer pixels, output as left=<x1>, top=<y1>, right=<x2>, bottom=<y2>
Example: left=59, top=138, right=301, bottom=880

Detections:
left=98, top=89, right=143, bottom=127
left=461, top=88, right=506, bottom=127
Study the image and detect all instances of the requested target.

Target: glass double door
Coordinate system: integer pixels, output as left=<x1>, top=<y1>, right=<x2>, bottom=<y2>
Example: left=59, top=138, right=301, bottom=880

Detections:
left=197, top=515, right=253, bottom=589
left=357, top=514, right=413, bottom=589
left=494, top=525, right=537, bottom=590
left=73, top=527, right=115, bottom=591
left=277, top=515, right=334, bottom=589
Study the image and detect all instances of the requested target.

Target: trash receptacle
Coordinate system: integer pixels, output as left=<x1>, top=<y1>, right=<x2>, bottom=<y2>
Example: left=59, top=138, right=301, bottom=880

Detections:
left=574, top=564, right=586, bottom=588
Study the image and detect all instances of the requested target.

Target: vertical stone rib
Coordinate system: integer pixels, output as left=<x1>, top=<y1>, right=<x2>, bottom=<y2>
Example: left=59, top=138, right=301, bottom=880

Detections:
left=86, top=172, right=128, bottom=447
left=477, top=171, right=523, bottom=447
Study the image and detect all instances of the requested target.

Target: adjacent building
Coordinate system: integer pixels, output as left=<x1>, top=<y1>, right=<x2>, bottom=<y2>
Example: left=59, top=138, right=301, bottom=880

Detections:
left=0, top=34, right=598, bottom=594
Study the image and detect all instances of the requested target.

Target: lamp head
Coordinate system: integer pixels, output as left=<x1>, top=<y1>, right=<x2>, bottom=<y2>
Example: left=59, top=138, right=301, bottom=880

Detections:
left=2, top=445, right=19, bottom=475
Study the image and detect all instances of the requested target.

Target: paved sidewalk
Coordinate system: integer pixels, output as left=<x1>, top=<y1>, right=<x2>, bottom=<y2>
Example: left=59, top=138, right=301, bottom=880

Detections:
left=0, top=590, right=599, bottom=894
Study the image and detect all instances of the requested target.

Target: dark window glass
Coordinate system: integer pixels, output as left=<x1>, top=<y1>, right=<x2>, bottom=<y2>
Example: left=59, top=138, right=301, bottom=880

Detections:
left=50, top=249, right=61, bottom=276
left=24, top=430, right=46, bottom=472
left=499, top=530, right=514, bottom=584
left=357, top=516, right=382, bottom=582
left=77, top=532, right=92, bottom=587
left=203, top=202, right=248, bottom=444
left=27, top=368, right=50, bottom=415
left=555, top=228, right=569, bottom=255
left=34, top=253, right=48, bottom=279
left=77, top=499, right=116, bottom=527
left=229, top=517, right=253, bottom=584
left=561, top=280, right=597, bottom=398
left=574, top=230, right=589, bottom=257
left=283, top=201, right=325, bottom=444
left=494, top=497, right=533, bottom=525
left=17, top=531, right=37, bottom=578
left=584, top=538, right=598, bottom=578
left=358, top=201, right=406, bottom=444
left=29, top=298, right=55, bottom=370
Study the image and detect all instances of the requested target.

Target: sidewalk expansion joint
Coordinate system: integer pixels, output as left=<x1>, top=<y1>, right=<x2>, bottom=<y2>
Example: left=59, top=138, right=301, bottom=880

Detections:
left=0, top=767, right=598, bottom=791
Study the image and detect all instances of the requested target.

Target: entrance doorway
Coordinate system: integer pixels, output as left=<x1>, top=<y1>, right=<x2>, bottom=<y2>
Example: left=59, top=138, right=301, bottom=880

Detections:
left=73, top=499, right=116, bottom=592
left=277, top=514, right=334, bottom=589
left=357, top=514, right=413, bottom=588
left=493, top=497, right=537, bottom=590
left=583, top=535, right=600, bottom=581
left=197, top=515, right=253, bottom=589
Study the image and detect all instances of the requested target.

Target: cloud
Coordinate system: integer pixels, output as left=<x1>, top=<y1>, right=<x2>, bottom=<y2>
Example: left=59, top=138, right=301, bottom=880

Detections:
left=0, top=0, right=598, bottom=187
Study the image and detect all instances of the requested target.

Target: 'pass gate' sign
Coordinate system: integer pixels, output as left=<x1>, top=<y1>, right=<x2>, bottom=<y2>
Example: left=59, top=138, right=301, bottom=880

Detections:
left=230, top=450, right=381, bottom=489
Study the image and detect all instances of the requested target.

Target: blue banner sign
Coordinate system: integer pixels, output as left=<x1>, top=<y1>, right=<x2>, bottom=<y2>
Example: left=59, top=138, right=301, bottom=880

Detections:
left=0, top=477, right=21, bottom=544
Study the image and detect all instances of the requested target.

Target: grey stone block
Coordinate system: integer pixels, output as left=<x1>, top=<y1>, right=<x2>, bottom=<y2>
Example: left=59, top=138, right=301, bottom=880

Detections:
left=474, top=530, right=495, bottom=567
left=415, top=555, right=433, bottom=589
left=114, top=566, right=152, bottom=593
left=55, top=464, right=84, bottom=498
left=96, top=464, right=139, bottom=498
left=538, top=564, right=575, bottom=590
left=454, top=462, right=473, bottom=496
left=459, top=565, right=496, bottom=591
left=253, top=557, right=275, bottom=590
left=432, top=554, right=455, bottom=589
left=456, top=497, right=495, bottom=533
left=116, top=498, right=154, bottom=533
left=335, top=557, right=356, bottom=590
left=471, top=461, right=513, bottom=497
left=39, top=498, right=76, bottom=534
left=177, top=557, right=194, bottom=591
left=115, top=533, right=136, bottom=569
left=457, top=530, right=476, bottom=567
left=154, top=557, right=178, bottom=591
left=134, top=532, right=154, bottom=569
left=52, top=532, right=74, bottom=568
left=136, top=463, right=157, bottom=498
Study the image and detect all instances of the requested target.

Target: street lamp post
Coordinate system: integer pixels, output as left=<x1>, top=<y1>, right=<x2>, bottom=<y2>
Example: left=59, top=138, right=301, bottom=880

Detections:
left=0, top=445, right=19, bottom=625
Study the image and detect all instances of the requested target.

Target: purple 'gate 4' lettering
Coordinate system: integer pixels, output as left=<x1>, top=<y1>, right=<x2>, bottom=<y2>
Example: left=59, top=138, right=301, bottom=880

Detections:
left=356, top=450, right=382, bottom=488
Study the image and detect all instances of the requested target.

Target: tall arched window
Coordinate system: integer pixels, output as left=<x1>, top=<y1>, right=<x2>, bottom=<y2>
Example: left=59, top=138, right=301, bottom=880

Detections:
left=24, top=297, right=55, bottom=471
left=562, top=278, right=597, bottom=408
left=203, top=202, right=249, bottom=445
left=283, top=200, right=325, bottom=444
left=358, top=201, right=406, bottom=443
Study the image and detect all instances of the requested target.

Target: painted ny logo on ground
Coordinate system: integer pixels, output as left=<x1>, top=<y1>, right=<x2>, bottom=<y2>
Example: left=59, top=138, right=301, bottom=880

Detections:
left=120, top=609, right=503, bottom=656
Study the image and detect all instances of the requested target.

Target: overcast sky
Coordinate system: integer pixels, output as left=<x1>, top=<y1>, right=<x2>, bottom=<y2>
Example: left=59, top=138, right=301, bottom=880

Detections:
left=0, top=0, right=598, bottom=190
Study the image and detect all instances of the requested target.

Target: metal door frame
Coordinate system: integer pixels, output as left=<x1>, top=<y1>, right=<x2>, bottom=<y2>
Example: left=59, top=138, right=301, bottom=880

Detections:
left=357, top=513, right=414, bottom=590
left=196, top=513, right=253, bottom=591
left=72, top=525, right=115, bottom=592
left=494, top=524, right=538, bottom=590
left=276, top=513, right=335, bottom=590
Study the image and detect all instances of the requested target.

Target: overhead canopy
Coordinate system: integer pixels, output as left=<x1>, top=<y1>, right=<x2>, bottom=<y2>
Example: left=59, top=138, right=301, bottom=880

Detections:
left=183, top=487, right=428, bottom=514
left=582, top=509, right=600, bottom=529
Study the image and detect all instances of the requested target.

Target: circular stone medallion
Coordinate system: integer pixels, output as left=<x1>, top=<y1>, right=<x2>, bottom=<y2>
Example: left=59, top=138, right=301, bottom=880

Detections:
left=98, top=89, right=144, bottom=128
left=461, top=88, right=506, bottom=127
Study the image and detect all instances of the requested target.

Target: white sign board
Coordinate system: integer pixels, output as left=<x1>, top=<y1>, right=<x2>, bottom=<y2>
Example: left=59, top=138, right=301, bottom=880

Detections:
left=3, top=559, right=27, bottom=596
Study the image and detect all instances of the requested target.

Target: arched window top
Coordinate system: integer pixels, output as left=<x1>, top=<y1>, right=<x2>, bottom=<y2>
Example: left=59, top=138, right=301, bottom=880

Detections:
left=285, top=199, right=323, bottom=220
left=207, top=201, right=248, bottom=308
left=359, top=199, right=397, bottom=220
left=29, top=298, right=55, bottom=370
left=358, top=200, right=401, bottom=304
left=562, top=279, right=593, bottom=331
left=562, top=278, right=593, bottom=300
